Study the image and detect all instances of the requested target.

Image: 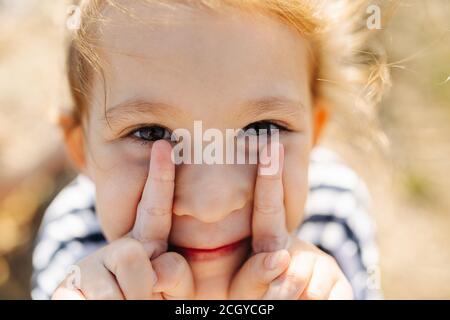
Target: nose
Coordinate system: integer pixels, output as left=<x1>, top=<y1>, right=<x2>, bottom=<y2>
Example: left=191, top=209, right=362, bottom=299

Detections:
left=173, top=164, right=254, bottom=223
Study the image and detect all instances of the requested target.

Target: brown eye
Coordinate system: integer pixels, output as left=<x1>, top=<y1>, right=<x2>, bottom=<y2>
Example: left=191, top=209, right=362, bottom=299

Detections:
left=132, top=126, right=172, bottom=141
left=242, top=121, right=284, bottom=136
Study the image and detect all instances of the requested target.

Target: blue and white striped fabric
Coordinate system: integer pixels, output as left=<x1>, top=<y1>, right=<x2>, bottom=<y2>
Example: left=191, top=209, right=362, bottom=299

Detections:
left=31, top=147, right=382, bottom=300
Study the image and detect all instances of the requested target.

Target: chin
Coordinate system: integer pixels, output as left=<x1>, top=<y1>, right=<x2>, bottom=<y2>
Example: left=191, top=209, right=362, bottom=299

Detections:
left=181, top=239, right=251, bottom=299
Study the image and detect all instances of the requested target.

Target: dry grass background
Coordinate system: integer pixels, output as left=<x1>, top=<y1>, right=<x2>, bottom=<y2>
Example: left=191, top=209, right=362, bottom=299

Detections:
left=0, top=0, right=449, bottom=299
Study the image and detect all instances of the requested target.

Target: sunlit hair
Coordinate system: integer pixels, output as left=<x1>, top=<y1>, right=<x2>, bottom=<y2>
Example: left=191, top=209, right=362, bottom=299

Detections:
left=66, top=0, right=392, bottom=152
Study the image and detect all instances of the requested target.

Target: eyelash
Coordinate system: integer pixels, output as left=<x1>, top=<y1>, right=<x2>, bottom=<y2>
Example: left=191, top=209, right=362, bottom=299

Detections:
left=127, top=121, right=289, bottom=145
left=128, top=125, right=172, bottom=145
left=242, top=121, right=289, bottom=136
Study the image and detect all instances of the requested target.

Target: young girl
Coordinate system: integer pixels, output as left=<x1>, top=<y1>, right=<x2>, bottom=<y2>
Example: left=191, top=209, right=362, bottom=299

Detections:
left=32, top=0, right=385, bottom=300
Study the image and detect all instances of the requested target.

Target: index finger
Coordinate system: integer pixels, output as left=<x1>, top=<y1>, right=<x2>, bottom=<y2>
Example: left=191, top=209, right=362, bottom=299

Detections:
left=132, top=140, right=175, bottom=259
left=252, top=142, right=289, bottom=253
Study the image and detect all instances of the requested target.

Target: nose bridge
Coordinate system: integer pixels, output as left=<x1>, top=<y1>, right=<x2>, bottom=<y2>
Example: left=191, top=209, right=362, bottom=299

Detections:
left=173, top=164, right=250, bottom=223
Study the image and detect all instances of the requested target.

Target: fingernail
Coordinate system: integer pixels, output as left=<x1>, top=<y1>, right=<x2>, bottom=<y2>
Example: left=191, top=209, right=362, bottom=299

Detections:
left=265, top=250, right=288, bottom=270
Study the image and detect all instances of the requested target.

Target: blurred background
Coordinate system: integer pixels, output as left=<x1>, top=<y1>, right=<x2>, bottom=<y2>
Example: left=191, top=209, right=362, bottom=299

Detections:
left=0, top=0, right=449, bottom=299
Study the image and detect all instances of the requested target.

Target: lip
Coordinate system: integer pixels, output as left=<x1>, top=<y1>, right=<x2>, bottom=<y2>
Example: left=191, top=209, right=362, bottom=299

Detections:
left=169, top=237, right=251, bottom=261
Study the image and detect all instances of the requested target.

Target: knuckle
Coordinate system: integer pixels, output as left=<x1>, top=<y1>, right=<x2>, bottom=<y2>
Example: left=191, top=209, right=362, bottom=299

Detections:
left=142, top=239, right=168, bottom=258
left=302, top=282, right=328, bottom=300
left=137, top=204, right=170, bottom=217
left=317, top=253, right=338, bottom=268
left=74, top=271, right=122, bottom=300
left=254, top=203, right=283, bottom=215
left=253, top=235, right=288, bottom=252
left=303, top=288, right=327, bottom=300
left=116, top=239, right=146, bottom=265
left=284, top=271, right=307, bottom=288
left=274, top=274, right=304, bottom=298
left=149, top=172, right=175, bottom=182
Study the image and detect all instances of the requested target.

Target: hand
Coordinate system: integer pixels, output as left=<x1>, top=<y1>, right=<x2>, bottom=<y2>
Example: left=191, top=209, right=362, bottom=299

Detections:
left=229, top=143, right=353, bottom=300
left=52, top=140, right=194, bottom=300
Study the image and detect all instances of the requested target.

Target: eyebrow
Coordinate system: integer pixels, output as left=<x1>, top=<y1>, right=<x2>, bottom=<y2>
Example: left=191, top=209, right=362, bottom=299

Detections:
left=104, top=99, right=184, bottom=129
left=236, top=96, right=307, bottom=121
left=104, top=96, right=307, bottom=129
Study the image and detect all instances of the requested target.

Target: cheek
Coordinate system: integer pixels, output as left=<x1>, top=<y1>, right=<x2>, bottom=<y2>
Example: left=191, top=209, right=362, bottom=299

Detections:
left=86, top=142, right=150, bottom=240
left=282, top=133, right=312, bottom=232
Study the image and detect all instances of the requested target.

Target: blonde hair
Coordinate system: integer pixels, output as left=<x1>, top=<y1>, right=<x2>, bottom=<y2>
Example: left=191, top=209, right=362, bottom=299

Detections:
left=67, top=0, right=391, bottom=151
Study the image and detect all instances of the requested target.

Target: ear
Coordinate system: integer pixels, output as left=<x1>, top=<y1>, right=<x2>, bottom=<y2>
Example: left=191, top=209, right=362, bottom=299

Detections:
left=59, top=113, right=88, bottom=174
left=312, top=100, right=329, bottom=146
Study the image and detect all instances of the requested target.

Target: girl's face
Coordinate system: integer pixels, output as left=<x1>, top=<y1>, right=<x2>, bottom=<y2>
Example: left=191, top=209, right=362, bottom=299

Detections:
left=79, top=2, right=317, bottom=296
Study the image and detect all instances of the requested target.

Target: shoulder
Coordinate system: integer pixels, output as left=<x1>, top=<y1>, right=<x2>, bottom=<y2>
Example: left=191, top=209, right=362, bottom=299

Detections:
left=34, top=175, right=103, bottom=249
left=31, top=175, right=106, bottom=300
left=300, top=147, right=382, bottom=299
left=305, top=147, right=375, bottom=243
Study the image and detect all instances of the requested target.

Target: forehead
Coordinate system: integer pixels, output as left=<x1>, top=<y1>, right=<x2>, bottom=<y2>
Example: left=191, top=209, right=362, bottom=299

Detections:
left=92, top=1, right=313, bottom=117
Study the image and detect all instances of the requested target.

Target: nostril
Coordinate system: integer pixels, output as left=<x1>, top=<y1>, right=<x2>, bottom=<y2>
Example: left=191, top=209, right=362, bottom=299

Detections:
left=172, top=195, right=249, bottom=224
left=172, top=201, right=189, bottom=217
left=173, top=201, right=225, bottom=223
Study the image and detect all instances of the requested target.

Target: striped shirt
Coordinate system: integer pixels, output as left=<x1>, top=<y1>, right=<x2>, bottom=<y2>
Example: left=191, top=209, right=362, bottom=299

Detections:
left=31, top=147, right=382, bottom=300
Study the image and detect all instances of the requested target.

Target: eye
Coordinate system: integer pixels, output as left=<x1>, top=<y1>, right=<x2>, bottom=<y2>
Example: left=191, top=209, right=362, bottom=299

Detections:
left=130, top=125, right=172, bottom=142
left=242, top=121, right=286, bottom=136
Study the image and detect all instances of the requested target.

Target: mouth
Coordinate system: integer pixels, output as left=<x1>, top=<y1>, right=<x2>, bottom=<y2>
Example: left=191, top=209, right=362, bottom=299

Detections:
left=169, top=237, right=251, bottom=262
